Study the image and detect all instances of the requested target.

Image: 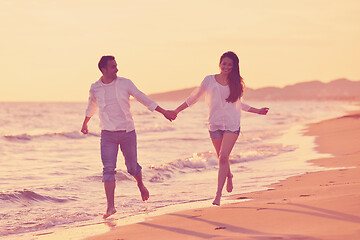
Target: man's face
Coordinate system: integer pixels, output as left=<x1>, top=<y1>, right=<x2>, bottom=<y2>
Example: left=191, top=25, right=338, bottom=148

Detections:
left=103, top=59, right=118, bottom=79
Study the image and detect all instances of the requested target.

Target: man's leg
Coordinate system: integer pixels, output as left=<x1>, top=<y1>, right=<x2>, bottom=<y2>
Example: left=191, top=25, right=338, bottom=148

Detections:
left=101, top=131, right=119, bottom=219
left=103, top=181, right=117, bottom=219
left=133, top=171, right=149, bottom=201
left=120, top=130, right=149, bottom=201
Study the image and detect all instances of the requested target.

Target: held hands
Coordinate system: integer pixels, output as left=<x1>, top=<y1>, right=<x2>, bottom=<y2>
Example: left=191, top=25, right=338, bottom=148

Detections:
left=163, top=110, right=178, bottom=122
left=156, top=106, right=178, bottom=122
left=157, top=103, right=186, bottom=122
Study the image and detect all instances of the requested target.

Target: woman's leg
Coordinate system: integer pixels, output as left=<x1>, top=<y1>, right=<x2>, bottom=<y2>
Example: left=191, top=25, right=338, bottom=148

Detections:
left=211, top=137, right=234, bottom=193
left=210, top=137, right=222, bottom=157
left=212, top=132, right=238, bottom=205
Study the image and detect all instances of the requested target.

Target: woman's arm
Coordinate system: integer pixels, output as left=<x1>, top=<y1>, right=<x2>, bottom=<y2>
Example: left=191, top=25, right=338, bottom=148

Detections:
left=172, top=77, right=211, bottom=119
left=174, top=78, right=208, bottom=115
left=242, top=102, right=269, bottom=115
left=174, top=102, right=189, bottom=115
left=248, top=107, right=269, bottom=115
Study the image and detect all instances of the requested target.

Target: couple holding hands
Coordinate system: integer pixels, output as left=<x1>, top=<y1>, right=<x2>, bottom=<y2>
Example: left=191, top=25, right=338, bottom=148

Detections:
left=81, top=51, right=269, bottom=219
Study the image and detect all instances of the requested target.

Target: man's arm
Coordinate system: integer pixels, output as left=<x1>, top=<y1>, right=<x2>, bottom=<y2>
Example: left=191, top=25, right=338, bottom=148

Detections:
left=82, top=85, right=98, bottom=134
left=81, top=116, right=91, bottom=134
left=128, top=80, right=158, bottom=112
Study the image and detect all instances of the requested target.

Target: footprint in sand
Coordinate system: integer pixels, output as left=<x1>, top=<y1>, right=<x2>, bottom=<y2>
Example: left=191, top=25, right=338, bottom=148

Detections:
left=237, top=196, right=248, bottom=200
left=257, top=208, right=268, bottom=210
left=215, top=226, right=226, bottom=230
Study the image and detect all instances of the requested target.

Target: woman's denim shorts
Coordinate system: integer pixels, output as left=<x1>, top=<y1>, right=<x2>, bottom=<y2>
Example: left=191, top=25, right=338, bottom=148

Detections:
left=209, top=128, right=240, bottom=139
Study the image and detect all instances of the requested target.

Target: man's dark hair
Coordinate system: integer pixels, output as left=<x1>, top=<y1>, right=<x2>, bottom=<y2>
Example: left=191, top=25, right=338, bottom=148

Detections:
left=98, top=55, right=115, bottom=72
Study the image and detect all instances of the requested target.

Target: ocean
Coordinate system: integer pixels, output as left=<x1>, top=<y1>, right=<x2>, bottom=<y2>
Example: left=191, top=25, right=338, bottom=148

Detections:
left=0, top=100, right=357, bottom=239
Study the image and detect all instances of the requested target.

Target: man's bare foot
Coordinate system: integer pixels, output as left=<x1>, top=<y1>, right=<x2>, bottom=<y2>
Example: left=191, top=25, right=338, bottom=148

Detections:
left=103, top=207, right=117, bottom=219
left=212, top=194, right=221, bottom=206
left=138, top=184, right=149, bottom=201
left=226, top=174, right=233, bottom=193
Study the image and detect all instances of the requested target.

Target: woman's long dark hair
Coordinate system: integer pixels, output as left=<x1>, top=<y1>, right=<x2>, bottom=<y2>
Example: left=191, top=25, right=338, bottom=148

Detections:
left=220, top=51, right=245, bottom=103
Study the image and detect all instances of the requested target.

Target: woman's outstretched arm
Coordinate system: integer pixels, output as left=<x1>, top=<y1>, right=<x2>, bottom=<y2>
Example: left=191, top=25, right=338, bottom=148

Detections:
left=248, top=107, right=269, bottom=115
left=174, top=102, right=189, bottom=115
left=242, top=102, right=269, bottom=115
left=173, top=78, right=208, bottom=119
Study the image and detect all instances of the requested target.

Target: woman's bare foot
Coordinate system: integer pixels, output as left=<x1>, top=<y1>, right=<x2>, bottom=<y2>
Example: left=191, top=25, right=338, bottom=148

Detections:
left=103, top=207, right=117, bottom=219
left=212, top=193, right=221, bottom=206
left=226, top=173, right=233, bottom=193
left=138, top=184, right=149, bottom=201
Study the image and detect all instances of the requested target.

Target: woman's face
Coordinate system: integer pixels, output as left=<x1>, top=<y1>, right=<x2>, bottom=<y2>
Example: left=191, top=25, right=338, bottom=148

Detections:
left=219, top=57, right=234, bottom=75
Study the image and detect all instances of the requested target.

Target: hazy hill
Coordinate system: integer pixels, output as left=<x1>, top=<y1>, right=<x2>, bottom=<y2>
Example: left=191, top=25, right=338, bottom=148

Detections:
left=147, top=87, right=195, bottom=101
left=148, top=78, right=360, bottom=101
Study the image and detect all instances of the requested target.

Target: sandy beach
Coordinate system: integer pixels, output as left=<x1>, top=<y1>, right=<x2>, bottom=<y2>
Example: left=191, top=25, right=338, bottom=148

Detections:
left=84, top=111, right=360, bottom=240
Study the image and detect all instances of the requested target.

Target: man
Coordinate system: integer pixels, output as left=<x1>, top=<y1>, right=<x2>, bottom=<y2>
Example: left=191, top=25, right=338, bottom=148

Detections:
left=81, top=55, right=175, bottom=219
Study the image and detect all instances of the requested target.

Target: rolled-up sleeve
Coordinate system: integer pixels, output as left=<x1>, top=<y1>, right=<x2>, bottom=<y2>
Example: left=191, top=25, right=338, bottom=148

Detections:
left=85, top=87, right=98, bottom=117
left=185, top=78, right=208, bottom=107
left=128, top=81, right=158, bottom=111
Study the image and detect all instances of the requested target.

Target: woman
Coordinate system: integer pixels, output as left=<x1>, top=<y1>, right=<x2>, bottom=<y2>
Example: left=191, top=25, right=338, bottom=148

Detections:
left=173, top=51, right=269, bottom=205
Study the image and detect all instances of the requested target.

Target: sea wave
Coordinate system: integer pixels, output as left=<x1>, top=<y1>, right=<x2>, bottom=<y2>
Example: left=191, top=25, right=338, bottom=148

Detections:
left=3, top=125, right=176, bottom=141
left=239, top=130, right=283, bottom=143
left=145, top=143, right=296, bottom=182
left=233, top=144, right=297, bottom=163
left=136, top=125, right=175, bottom=133
left=131, top=110, right=152, bottom=116
left=86, top=171, right=132, bottom=182
left=0, top=190, right=72, bottom=203
left=3, top=131, right=100, bottom=141
left=0, top=211, right=96, bottom=237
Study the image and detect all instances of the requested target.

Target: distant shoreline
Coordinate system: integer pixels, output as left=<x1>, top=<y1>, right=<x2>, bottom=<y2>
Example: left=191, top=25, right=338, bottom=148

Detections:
left=0, top=78, right=359, bottom=102
left=148, top=78, right=360, bottom=101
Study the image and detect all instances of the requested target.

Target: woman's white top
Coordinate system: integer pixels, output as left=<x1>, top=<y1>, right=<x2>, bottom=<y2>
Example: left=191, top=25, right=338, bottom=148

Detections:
left=85, top=77, right=158, bottom=131
left=186, top=75, right=251, bottom=131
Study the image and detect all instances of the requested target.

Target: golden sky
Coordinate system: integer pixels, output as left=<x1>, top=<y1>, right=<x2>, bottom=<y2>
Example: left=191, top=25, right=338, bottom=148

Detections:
left=1, top=0, right=359, bottom=101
